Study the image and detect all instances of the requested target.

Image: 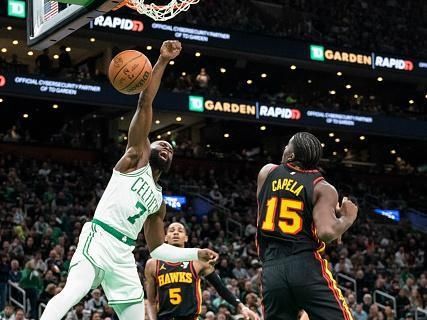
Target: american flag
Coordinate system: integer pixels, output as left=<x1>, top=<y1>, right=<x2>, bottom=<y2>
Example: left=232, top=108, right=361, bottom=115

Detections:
left=44, top=0, right=59, bottom=21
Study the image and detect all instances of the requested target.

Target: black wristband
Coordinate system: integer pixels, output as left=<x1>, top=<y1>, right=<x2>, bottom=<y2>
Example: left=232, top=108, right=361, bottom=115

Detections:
left=205, top=272, right=241, bottom=307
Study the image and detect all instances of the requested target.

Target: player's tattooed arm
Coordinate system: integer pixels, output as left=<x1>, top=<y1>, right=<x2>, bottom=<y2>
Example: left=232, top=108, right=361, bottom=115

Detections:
left=117, top=41, right=182, bottom=172
left=144, top=258, right=158, bottom=320
left=198, top=263, right=260, bottom=320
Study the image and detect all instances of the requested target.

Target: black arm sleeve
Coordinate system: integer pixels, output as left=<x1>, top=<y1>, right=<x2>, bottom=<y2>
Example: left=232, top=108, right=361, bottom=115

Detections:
left=205, top=272, right=241, bottom=307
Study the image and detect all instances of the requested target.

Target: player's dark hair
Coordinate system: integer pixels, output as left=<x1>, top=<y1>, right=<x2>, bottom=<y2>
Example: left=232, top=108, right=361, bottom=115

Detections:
left=291, top=132, right=322, bottom=169
left=167, top=222, right=189, bottom=235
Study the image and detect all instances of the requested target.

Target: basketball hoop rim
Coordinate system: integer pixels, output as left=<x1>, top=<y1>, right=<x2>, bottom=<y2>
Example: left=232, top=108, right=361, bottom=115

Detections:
left=117, top=0, right=199, bottom=11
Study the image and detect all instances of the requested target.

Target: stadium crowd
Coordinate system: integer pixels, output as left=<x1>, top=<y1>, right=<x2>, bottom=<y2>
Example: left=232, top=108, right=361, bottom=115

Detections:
left=176, top=0, right=427, bottom=58
left=0, top=147, right=426, bottom=320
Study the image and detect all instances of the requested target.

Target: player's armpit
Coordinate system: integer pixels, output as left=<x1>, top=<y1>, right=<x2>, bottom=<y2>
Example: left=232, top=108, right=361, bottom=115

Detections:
left=312, top=181, right=340, bottom=243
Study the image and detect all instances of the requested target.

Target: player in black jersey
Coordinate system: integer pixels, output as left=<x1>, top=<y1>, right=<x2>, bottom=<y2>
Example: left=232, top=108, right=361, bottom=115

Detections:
left=145, top=222, right=259, bottom=320
left=256, top=132, right=358, bottom=320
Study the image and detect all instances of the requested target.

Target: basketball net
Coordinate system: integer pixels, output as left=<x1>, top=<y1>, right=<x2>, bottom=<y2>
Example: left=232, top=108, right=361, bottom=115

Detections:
left=116, top=0, right=200, bottom=21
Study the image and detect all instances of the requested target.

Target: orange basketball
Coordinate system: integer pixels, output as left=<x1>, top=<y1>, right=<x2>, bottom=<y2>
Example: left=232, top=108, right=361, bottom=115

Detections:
left=108, top=50, right=153, bottom=95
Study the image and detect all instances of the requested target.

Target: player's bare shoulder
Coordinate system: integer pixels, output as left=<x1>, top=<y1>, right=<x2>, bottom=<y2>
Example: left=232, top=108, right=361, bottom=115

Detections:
left=145, top=258, right=157, bottom=276
left=313, top=179, right=338, bottom=201
left=257, top=163, right=278, bottom=195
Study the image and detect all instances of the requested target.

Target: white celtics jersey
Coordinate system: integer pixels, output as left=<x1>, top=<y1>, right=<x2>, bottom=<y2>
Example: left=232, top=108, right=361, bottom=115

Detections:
left=93, top=163, right=163, bottom=241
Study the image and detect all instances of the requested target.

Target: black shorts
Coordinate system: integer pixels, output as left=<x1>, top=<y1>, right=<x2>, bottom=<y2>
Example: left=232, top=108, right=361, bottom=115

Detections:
left=261, top=251, right=353, bottom=320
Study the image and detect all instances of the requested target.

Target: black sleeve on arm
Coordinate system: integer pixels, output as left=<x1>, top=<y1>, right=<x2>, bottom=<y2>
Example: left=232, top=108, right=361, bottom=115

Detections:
left=205, top=272, right=241, bottom=307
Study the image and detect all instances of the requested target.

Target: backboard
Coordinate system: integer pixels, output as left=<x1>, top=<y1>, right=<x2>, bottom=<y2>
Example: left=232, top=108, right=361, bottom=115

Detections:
left=27, top=0, right=120, bottom=50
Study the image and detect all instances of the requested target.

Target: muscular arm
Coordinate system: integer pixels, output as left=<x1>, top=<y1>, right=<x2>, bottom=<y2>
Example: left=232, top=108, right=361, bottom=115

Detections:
left=312, top=181, right=354, bottom=243
left=199, top=262, right=243, bottom=310
left=144, top=259, right=158, bottom=320
left=126, top=57, right=169, bottom=153
left=143, top=203, right=199, bottom=262
left=115, top=41, right=181, bottom=173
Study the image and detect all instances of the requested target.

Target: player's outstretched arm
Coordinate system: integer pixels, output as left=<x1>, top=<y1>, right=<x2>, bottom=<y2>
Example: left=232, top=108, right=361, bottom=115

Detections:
left=144, top=259, right=158, bottom=320
left=116, top=41, right=182, bottom=172
left=144, top=203, right=219, bottom=264
left=200, top=264, right=260, bottom=320
left=312, top=181, right=358, bottom=243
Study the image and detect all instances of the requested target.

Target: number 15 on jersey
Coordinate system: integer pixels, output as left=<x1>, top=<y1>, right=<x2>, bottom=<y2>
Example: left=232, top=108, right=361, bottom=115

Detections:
left=260, top=197, right=304, bottom=235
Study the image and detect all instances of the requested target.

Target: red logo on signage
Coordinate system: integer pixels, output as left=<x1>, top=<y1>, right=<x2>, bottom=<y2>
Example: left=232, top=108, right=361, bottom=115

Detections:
left=132, top=20, right=144, bottom=32
left=404, top=60, right=414, bottom=71
left=0, top=75, right=6, bottom=87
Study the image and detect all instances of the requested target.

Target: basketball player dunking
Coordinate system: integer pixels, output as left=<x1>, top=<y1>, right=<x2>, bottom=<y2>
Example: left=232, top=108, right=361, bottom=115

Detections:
left=40, top=40, right=218, bottom=320
left=145, top=222, right=260, bottom=320
left=256, top=132, right=358, bottom=320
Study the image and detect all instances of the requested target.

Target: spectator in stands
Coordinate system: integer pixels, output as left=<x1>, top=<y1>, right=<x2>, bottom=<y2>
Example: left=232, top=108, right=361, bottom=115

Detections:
left=352, top=303, right=368, bottom=320
left=58, top=46, right=72, bottom=71
left=368, top=303, right=384, bottom=320
left=405, top=312, right=415, bottom=320
left=65, top=302, right=87, bottom=320
left=8, top=260, right=21, bottom=284
left=38, top=283, right=57, bottom=307
left=85, top=289, right=106, bottom=314
left=3, top=126, right=20, bottom=143
left=14, top=309, right=25, bottom=320
left=19, top=260, right=43, bottom=320
left=35, top=49, right=51, bottom=76
left=101, top=304, right=114, bottom=319
left=0, top=304, right=15, bottom=320
left=0, top=255, right=9, bottom=311
left=232, top=258, right=249, bottom=280
left=38, top=163, right=51, bottom=177
left=196, top=68, right=210, bottom=90
left=362, top=293, right=373, bottom=313
left=347, top=293, right=357, bottom=310
left=209, top=185, right=224, bottom=205
left=205, top=311, right=215, bottom=320
left=89, top=311, right=101, bottom=320
left=395, top=246, right=407, bottom=267
left=8, top=239, right=23, bottom=261
left=245, top=292, right=262, bottom=316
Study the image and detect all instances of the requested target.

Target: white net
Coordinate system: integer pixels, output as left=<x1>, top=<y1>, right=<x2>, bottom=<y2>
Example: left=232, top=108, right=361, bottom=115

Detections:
left=127, top=0, right=199, bottom=21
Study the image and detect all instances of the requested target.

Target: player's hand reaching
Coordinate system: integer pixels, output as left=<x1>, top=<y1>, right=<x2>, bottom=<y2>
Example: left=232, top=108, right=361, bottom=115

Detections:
left=238, top=305, right=260, bottom=320
left=159, top=40, right=182, bottom=61
left=197, top=248, right=219, bottom=265
left=336, top=196, right=358, bottom=224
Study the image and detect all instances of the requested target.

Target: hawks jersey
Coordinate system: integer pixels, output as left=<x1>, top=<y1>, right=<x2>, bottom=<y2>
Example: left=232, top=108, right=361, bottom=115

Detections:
left=256, top=163, right=325, bottom=262
left=156, top=260, right=202, bottom=320
left=93, top=163, right=163, bottom=241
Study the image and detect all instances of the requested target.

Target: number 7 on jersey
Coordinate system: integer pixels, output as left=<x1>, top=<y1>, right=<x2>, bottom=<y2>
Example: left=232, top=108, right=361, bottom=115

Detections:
left=261, top=197, right=304, bottom=235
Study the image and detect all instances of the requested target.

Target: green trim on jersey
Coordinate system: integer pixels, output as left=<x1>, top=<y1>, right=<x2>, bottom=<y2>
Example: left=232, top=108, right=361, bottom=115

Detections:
left=82, top=224, right=103, bottom=270
left=117, top=165, right=149, bottom=177
left=92, top=219, right=136, bottom=246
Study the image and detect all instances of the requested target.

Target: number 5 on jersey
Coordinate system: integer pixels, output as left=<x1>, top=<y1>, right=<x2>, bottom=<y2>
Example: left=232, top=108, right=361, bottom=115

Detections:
left=169, top=288, right=182, bottom=305
left=261, top=197, right=303, bottom=235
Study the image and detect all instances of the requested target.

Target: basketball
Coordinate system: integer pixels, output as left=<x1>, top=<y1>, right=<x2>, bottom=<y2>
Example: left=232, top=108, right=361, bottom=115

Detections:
left=108, top=50, right=153, bottom=95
